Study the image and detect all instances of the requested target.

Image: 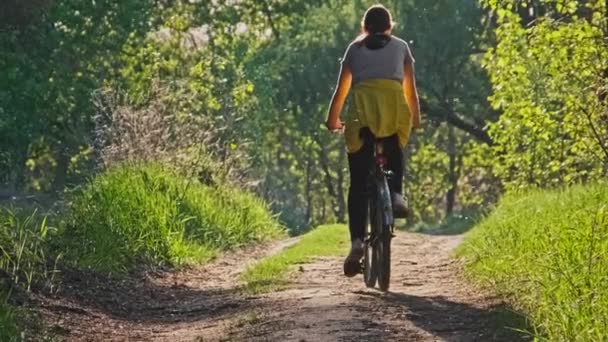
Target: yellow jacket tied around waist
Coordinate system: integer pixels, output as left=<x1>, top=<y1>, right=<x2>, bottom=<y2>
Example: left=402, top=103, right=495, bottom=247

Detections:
left=345, top=79, right=412, bottom=153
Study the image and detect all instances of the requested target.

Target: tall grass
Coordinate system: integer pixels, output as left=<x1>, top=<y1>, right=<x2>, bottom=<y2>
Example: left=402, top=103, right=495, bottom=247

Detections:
left=458, top=183, right=608, bottom=340
left=0, top=208, right=57, bottom=291
left=0, top=207, right=56, bottom=340
left=62, top=164, right=284, bottom=274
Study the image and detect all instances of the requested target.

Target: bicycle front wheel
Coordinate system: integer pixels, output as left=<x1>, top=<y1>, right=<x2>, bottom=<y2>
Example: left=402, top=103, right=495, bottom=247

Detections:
left=364, top=197, right=378, bottom=288
left=376, top=226, right=391, bottom=292
left=375, top=177, right=393, bottom=292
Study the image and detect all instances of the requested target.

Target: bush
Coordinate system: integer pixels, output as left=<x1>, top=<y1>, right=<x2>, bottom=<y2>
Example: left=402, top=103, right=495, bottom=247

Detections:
left=93, top=86, right=248, bottom=187
left=62, top=164, right=284, bottom=274
left=458, top=183, right=608, bottom=340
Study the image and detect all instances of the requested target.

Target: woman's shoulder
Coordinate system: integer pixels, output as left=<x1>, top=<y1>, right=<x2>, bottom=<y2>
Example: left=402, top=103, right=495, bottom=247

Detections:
left=346, top=38, right=363, bottom=50
left=390, top=36, right=415, bottom=62
left=390, top=35, right=410, bottom=48
left=345, top=35, right=409, bottom=53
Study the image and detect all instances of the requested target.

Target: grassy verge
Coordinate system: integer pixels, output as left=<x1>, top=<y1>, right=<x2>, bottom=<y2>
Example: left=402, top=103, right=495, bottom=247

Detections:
left=457, top=183, right=608, bottom=340
left=61, top=164, right=285, bottom=274
left=241, top=224, right=349, bottom=293
left=1, top=163, right=285, bottom=338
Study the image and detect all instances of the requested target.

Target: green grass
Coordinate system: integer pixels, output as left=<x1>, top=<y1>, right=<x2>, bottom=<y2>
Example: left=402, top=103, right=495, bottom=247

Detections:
left=0, top=298, right=18, bottom=342
left=0, top=207, right=56, bottom=341
left=241, top=224, right=349, bottom=293
left=458, top=183, right=608, bottom=340
left=61, top=164, right=285, bottom=274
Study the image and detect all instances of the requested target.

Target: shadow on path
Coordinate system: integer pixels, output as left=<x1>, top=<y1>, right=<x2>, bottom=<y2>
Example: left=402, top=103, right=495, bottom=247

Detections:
left=356, top=289, right=532, bottom=341
left=35, top=267, right=252, bottom=326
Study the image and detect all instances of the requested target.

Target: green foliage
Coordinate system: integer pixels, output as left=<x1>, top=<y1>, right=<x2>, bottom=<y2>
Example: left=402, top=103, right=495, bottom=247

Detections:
left=459, top=183, right=608, bottom=340
left=0, top=0, right=158, bottom=190
left=406, top=128, right=451, bottom=221
left=241, top=224, right=348, bottom=293
left=61, top=164, right=284, bottom=274
left=458, top=141, right=502, bottom=209
left=482, top=0, right=608, bottom=189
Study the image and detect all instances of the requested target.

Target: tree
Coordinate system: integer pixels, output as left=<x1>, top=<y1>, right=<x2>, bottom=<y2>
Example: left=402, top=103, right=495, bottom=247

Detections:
left=481, top=0, right=608, bottom=189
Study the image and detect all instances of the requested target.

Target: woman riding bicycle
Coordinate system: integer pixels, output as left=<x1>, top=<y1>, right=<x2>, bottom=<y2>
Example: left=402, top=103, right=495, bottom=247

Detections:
left=325, top=4, right=421, bottom=277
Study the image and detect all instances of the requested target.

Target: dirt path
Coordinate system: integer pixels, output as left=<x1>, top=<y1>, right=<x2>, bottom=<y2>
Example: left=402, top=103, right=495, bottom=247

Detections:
left=32, top=232, right=526, bottom=341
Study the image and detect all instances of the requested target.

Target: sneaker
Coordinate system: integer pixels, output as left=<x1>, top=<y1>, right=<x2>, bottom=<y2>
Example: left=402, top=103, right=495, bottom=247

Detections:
left=343, top=239, right=364, bottom=277
left=392, top=192, right=410, bottom=218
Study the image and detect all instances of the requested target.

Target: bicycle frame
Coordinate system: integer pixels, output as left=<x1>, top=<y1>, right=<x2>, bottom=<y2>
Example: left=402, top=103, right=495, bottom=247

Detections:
left=372, top=141, right=394, bottom=227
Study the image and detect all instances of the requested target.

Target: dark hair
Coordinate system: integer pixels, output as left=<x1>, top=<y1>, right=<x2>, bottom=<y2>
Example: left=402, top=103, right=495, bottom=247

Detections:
left=356, top=5, right=395, bottom=47
left=362, top=4, right=393, bottom=34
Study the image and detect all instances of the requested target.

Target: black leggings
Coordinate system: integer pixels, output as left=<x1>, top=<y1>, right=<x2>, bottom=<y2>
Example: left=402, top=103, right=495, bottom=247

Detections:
left=347, top=129, right=403, bottom=242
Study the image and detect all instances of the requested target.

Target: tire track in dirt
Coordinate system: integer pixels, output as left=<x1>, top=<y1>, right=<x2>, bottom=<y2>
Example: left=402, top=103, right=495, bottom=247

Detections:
left=32, top=232, right=527, bottom=341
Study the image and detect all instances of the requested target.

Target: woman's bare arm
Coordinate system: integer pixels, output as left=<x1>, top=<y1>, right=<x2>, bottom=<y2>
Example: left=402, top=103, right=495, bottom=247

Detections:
left=403, top=61, right=421, bottom=129
left=326, top=64, right=353, bottom=130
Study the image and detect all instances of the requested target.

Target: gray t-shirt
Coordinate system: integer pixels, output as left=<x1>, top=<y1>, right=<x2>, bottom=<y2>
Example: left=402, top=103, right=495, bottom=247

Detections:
left=342, top=35, right=414, bottom=85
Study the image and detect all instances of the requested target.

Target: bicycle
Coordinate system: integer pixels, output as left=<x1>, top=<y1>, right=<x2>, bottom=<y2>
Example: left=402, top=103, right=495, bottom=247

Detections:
left=325, top=123, right=395, bottom=291
left=362, top=136, right=394, bottom=292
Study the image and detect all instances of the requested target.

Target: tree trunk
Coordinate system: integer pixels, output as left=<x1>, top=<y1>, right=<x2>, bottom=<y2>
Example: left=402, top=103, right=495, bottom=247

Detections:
left=53, top=147, right=70, bottom=192
left=259, top=0, right=280, bottom=40
left=420, top=98, right=494, bottom=145
left=446, top=126, right=458, bottom=216
left=11, top=149, right=27, bottom=192
left=305, top=149, right=314, bottom=226
left=403, top=142, right=414, bottom=210
left=321, top=197, right=327, bottom=222
left=315, top=136, right=346, bottom=223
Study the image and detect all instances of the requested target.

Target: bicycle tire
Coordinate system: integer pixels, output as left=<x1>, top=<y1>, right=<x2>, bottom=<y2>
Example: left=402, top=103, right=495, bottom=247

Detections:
left=376, top=177, right=392, bottom=292
left=364, top=197, right=378, bottom=288
left=377, top=227, right=391, bottom=291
